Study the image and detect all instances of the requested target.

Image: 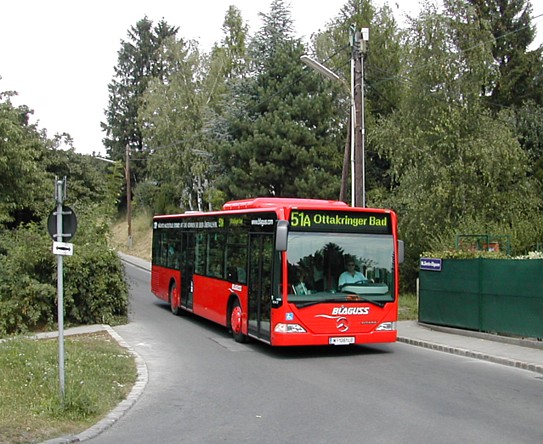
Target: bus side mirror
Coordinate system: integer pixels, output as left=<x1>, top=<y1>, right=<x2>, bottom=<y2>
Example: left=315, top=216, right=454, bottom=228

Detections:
left=275, top=220, right=289, bottom=251
left=398, top=240, right=404, bottom=264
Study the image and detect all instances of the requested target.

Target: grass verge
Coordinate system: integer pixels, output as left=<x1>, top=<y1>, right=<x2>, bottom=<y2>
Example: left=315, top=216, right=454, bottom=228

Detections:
left=399, top=292, right=418, bottom=321
left=111, top=211, right=152, bottom=261
left=0, top=331, right=137, bottom=444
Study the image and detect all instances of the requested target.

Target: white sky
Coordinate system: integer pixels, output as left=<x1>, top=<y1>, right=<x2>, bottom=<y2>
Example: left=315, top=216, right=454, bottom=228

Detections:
left=1, top=0, right=542, bottom=156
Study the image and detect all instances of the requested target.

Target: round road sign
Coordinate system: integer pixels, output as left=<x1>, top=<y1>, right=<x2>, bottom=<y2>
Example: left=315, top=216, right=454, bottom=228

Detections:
left=47, top=206, right=77, bottom=242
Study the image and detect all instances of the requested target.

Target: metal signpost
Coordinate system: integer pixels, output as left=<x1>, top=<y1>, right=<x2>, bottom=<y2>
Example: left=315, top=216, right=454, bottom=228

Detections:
left=48, top=177, right=77, bottom=401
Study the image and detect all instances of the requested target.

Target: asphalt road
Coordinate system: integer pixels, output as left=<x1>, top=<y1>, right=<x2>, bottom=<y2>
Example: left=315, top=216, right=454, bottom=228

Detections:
left=89, top=262, right=543, bottom=444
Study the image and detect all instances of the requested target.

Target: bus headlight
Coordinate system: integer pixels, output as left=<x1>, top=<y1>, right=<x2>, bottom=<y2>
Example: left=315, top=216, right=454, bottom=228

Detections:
left=376, top=322, right=396, bottom=331
left=274, top=323, right=306, bottom=333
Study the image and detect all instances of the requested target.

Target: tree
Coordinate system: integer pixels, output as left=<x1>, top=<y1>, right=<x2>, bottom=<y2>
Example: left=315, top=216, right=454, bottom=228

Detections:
left=456, top=0, right=543, bottom=109
left=139, top=35, right=214, bottom=212
left=216, top=0, right=344, bottom=200
left=136, top=6, right=253, bottom=212
left=0, top=88, right=128, bottom=335
left=510, top=101, right=543, bottom=180
left=102, top=17, right=179, bottom=188
left=373, top=4, right=543, bottom=289
left=450, top=0, right=543, bottom=189
left=43, top=137, right=123, bottom=218
left=217, top=5, right=250, bottom=81
left=0, top=91, right=49, bottom=225
left=311, top=0, right=403, bottom=199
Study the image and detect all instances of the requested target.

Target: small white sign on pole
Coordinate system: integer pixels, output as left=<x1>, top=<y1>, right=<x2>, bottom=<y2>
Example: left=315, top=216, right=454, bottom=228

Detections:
left=52, top=241, right=74, bottom=256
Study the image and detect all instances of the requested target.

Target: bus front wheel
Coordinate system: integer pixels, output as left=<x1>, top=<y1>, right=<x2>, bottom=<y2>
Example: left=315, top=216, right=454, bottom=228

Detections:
left=169, top=281, right=181, bottom=316
left=230, top=299, right=247, bottom=343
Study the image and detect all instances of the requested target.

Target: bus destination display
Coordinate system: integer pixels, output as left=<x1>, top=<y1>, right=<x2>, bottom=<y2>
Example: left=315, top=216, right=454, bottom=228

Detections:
left=289, top=210, right=392, bottom=234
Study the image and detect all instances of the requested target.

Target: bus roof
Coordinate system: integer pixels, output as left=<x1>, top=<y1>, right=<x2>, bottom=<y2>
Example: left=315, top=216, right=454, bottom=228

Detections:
left=152, top=198, right=394, bottom=221
left=222, top=197, right=349, bottom=211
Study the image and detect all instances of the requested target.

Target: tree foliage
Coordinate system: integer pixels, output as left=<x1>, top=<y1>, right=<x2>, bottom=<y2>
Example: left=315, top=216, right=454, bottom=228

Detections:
left=0, top=87, right=128, bottom=336
left=372, top=3, right=543, bottom=288
left=215, top=0, right=344, bottom=199
left=102, top=17, right=179, bottom=187
left=139, top=36, right=207, bottom=211
left=99, top=1, right=543, bottom=293
left=0, top=214, right=128, bottom=336
left=0, top=92, right=50, bottom=225
left=458, top=0, right=543, bottom=108
left=218, top=5, right=250, bottom=81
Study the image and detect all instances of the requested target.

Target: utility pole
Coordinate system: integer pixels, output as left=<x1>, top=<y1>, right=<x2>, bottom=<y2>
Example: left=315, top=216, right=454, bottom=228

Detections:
left=351, top=26, right=369, bottom=208
left=300, top=54, right=354, bottom=205
left=339, top=114, right=351, bottom=203
left=125, top=144, right=132, bottom=249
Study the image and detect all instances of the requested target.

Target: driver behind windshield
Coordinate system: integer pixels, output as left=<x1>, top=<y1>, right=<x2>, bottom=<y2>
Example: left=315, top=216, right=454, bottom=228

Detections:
left=293, top=268, right=311, bottom=295
left=338, top=259, right=368, bottom=288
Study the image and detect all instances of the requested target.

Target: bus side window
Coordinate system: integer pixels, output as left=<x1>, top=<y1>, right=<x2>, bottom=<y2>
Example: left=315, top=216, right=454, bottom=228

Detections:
left=195, top=233, right=206, bottom=275
left=160, top=239, right=168, bottom=265
left=152, top=229, right=160, bottom=265
left=167, top=240, right=181, bottom=269
left=207, top=232, right=225, bottom=279
left=225, top=232, right=248, bottom=284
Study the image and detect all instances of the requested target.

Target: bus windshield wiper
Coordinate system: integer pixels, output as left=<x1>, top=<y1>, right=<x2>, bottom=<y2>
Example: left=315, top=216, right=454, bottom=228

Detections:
left=296, top=297, right=385, bottom=309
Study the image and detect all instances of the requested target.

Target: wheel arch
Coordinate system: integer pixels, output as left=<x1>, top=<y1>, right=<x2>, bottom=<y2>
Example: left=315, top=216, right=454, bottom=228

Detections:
left=168, top=277, right=178, bottom=301
left=226, top=292, right=241, bottom=329
left=169, top=277, right=182, bottom=316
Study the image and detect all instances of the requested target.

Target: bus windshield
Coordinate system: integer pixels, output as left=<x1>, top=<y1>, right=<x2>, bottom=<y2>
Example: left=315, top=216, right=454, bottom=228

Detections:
left=286, top=233, right=395, bottom=306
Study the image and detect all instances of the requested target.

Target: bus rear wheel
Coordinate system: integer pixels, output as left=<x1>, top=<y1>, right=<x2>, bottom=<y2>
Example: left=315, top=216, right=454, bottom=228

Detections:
left=169, top=281, right=181, bottom=316
left=230, top=299, right=247, bottom=343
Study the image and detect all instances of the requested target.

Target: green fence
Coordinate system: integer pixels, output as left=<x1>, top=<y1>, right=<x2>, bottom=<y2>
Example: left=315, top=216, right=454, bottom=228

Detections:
left=419, top=258, right=543, bottom=338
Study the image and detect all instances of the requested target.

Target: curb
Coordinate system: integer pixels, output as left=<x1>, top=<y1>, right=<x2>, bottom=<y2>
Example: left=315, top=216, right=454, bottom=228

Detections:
left=40, top=326, right=148, bottom=443
left=418, top=322, right=543, bottom=351
left=118, top=252, right=151, bottom=272
left=397, top=336, right=543, bottom=376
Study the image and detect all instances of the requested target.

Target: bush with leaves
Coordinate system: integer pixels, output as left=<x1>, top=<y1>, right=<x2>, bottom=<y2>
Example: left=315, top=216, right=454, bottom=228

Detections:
left=61, top=206, right=129, bottom=328
left=64, top=245, right=127, bottom=326
left=0, top=213, right=128, bottom=337
left=420, top=250, right=508, bottom=260
left=0, top=224, right=56, bottom=335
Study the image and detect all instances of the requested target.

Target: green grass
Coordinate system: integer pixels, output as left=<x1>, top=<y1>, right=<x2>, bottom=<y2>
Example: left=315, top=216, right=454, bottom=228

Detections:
left=398, top=292, right=418, bottom=321
left=0, top=332, right=136, bottom=444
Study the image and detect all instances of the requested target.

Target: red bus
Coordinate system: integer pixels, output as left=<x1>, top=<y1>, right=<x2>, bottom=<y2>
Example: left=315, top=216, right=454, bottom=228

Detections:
left=151, top=198, right=403, bottom=346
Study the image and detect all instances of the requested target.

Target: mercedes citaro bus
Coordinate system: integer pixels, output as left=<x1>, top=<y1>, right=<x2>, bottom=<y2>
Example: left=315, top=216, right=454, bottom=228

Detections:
left=151, top=198, right=403, bottom=346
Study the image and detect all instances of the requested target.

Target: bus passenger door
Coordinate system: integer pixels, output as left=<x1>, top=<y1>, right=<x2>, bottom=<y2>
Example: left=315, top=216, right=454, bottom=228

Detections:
left=180, top=232, right=195, bottom=310
left=248, top=233, right=273, bottom=342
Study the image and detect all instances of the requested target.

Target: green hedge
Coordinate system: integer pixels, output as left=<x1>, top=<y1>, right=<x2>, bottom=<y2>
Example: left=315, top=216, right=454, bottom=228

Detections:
left=0, top=222, right=128, bottom=337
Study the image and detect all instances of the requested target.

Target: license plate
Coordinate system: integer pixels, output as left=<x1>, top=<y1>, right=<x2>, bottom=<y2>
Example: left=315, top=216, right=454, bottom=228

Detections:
left=329, top=336, right=355, bottom=345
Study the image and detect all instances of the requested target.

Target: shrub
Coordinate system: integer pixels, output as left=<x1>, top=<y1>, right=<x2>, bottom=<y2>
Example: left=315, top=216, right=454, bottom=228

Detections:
left=0, top=225, right=56, bottom=335
left=421, top=249, right=508, bottom=259
left=0, top=216, right=128, bottom=337
left=64, top=245, right=128, bottom=325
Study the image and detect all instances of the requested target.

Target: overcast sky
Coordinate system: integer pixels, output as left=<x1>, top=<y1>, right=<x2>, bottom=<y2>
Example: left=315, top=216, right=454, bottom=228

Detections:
left=1, top=0, right=542, bottom=156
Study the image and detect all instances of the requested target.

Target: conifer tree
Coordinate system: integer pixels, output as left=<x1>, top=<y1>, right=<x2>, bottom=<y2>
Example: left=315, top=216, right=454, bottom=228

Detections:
left=216, top=0, right=344, bottom=200
left=102, top=17, right=178, bottom=186
left=458, top=0, right=543, bottom=108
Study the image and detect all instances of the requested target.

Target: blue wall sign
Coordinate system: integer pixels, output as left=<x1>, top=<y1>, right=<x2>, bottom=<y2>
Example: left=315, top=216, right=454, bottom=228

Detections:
left=420, top=258, right=442, bottom=272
